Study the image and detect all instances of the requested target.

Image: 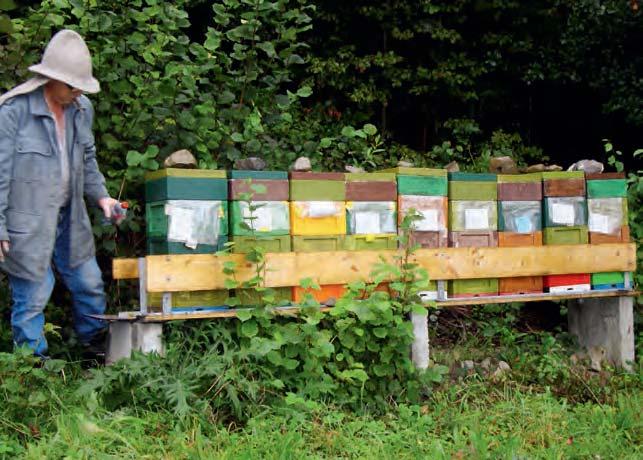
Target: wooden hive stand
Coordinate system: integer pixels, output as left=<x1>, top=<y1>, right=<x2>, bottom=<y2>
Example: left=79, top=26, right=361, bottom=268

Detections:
left=105, top=243, right=638, bottom=369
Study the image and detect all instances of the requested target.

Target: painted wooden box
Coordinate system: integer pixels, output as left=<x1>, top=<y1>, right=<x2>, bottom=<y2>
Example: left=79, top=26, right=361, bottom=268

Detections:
left=591, top=272, right=625, bottom=288
left=448, top=172, right=497, bottom=182
left=290, top=201, right=346, bottom=236
left=498, top=201, right=542, bottom=233
left=543, top=226, right=589, bottom=245
left=449, top=200, right=498, bottom=231
left=448, top=278, right=498, bottom=298
left=498, top=231, right=543, bottom=247
left=589, top=225, right=630, bottom=244
left=229, top=179, right=289, bottom=201
left=397, top=175, right=448, bottom=196
left=292, top=284, right=346, bottom=304
left=146, top=235, right=228, bottom=255
left=346, top=201, right=397, bottom=235
left=344, top=234, right=398, bottom=251
left=499, top=276, right=543, bottom=295
left=448, top=181, right=497, bottom=201
left=408, top=230, right=448, bottom=248
left=231, top=235, right=292, bottom=253
left=346, top=181, right=397, bottom=201
left=497, top=174, right=542, bottom=201
left=449, top=231, right=498, bottom=248
left=291, top=235, right=346, bottom=252
left=543, top=197, right=587, bottom=227
left=587, top=198, right=627, bottom=236
left=586, top=179, right=627, bottom=198
left=542, top=171, right=585, bottom=197
left=145, top=169, right=228, bottom=201
left=146, top=200, right=228, bottom=243
left=398, top=195, right=448, bottom=231
left=290, top=180, right=346, bottom=201
left=229, top=170, right=288, bottom=180
left=148, top=289, right=230, bottom=309
left=230, top=201, right=290, bottom=236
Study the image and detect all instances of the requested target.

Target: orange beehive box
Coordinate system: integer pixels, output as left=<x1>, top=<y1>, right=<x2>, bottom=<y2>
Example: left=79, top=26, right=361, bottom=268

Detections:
left=292, top=284, right=346, bottom=304
left=498, top=231, right=543, bottom=247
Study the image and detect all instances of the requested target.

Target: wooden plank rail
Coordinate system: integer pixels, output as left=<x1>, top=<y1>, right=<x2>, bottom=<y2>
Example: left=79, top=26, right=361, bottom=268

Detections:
left=112, top=243, right=636, bottom=292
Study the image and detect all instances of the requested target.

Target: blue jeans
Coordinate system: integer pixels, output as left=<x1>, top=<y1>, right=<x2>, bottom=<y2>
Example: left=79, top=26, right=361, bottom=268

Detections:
left=8, top=206, right=106, bottom=356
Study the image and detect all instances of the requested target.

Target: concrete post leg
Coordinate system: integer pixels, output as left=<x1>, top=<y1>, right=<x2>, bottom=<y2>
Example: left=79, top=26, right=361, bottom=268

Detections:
left=568, top=296, right=634, bottom=370
left=411, top=312, right=430, bottom=370
left=106, top=321, right=165, bottom=365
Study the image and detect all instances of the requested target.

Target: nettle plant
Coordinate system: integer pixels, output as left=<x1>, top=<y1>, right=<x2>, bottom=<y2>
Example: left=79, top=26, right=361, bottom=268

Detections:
left=221, top=200, right=447, bottom=408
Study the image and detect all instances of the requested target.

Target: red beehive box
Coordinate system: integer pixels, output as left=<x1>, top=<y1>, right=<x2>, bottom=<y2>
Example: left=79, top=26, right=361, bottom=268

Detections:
left=543, top=274, right=590, bottom=287
left=346, top=181, right=397, bottom=201
left=543, top=179, right=586, bottom=197
left=497, top=182, right=542, bottom=201
left=229, top=179, right=289, bottom=201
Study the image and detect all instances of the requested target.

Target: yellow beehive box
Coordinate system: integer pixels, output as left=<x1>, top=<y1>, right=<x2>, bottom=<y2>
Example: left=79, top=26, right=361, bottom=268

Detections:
left=290, top=201, right=347, bottom=236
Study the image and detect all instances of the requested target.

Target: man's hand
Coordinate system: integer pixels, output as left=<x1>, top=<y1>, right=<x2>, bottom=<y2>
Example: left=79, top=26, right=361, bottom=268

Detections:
left=98, top=196, right=119, bottom=219
left=0, top=240, right=9, bottom=262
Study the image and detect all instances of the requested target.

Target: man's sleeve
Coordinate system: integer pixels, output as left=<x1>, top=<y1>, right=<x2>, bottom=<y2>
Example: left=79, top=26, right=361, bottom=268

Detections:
left=0, top=101, right=20, bottom=241
left=81, top=99, right=109, bottom=206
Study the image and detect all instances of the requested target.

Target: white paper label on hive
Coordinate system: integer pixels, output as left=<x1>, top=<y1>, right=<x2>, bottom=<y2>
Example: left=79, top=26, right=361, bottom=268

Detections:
left=355, top=211, right=381, bottom=234
left=243, top=205, right=273, bottom=231
left=551, top=203, right=575, bottom=225
left=415, top=209, right=440, bottom=231
left=305, top=201, right=339, bottom=218
left=167, top=206, right=195, bottom=242
left=464, top=208, right=489, bottom=230
left=588, top=213, right=611, bottom=234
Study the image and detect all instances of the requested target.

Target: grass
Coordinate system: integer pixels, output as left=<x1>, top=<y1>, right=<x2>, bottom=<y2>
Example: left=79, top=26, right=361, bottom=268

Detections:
left=1, top=339, right=639, bottom=460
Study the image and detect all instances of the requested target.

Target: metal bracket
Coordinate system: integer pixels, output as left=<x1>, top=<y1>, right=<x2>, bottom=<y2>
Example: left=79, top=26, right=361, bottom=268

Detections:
left=437, top=280, right=447, bottom=301
left=138, top=257, right=148, bottom=316
left=162, top=292, right=172, bottom=315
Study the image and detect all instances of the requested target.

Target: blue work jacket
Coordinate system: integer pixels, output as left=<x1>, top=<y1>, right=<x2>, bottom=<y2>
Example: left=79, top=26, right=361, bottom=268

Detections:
left=0, top=87, right=108, bottom=281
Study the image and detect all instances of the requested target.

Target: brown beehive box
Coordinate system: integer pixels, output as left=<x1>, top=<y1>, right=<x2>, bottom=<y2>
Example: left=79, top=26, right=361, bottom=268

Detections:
left=229, top=179, right=289, bottom=201
left=499, top=276, right=543, bottom=295
left=497, top=182, right=542, bottom=201
left=346, top=181, right=397, bottom=201
left=407, top=230, right=448, bottom=248
left=449, top=231, right=498, bottom=248
left=589, top=225, right=630, bottom=244
left=543, top=178, right=586, bottom=197
left=584, top=172, right=626, bottom=180
left=498, top=231, right=542, bottom=247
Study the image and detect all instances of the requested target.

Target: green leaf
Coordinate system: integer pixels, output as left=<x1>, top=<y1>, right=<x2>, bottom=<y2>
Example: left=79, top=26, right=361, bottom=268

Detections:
left=257, top=41, right=276, bottom=57
left=372, top=327, right=388, bottom=338
left=341, top=126, right=356, bottom=137
left=299, top=278, right=320, bottom=290
left=125, top=150, right=144, bottom=166
left=0, top=0, right=17, bottom=11
left=236, top=308, right=253, bottom=322
left=296, top=86, right=313, bottom=98
left=204, top=35, right=221, bottom=51
left=319, top=137, right=333, bottom=148
left=0, top=14, right=13, bottom=33
left=240, top=320, right=258, bottom=338
left=231, top=132, right=245, bottom=142
left=363, top=123, right=377, bottom=135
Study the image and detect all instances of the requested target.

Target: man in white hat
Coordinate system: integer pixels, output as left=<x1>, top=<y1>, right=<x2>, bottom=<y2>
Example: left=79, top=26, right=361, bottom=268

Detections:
left=0, top=29, right=119, bottom=360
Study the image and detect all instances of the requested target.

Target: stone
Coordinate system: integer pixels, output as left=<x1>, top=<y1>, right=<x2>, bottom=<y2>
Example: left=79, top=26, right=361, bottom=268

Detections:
left=491, top=360, right=511, bottom=380
left=460, top=360, right=475, bottom=370
left=397, top=160, right=414, bottom=167
left=163, top=149, right=197, bottom=168
left=544, top=164, right=563, bottom=171
left=445, top=160, right=460, bottom=172
left=526, top=164, right=546, bottom=173
left=480, top=357, right=492, bottom=371
left=345, top=165, right=366, bottom=173
left=489, top=156, right=518, bottom=174
left=292, top=156, right=312, bottom=172
left=567, top=159, right=604, bottom=174
left=234, top=157, right=266, bottom=171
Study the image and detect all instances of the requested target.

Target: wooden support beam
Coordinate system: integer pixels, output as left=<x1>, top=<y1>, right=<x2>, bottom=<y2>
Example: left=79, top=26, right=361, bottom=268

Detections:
left=137, top=244, right=634, bottom=292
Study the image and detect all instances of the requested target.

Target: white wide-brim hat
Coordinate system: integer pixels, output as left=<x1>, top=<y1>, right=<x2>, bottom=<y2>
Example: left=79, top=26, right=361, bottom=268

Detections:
left=28, top=29, right=100, bottom=93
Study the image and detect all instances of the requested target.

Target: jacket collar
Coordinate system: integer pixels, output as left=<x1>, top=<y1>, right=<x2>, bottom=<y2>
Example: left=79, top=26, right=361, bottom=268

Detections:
left=28, top=86, right=82, bottom=118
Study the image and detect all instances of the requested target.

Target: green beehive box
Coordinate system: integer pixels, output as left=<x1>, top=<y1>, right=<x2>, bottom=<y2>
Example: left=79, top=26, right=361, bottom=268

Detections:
left=591, top=272, right=625, bottom=286
left=542, top=171, right=585, bottom=180
left=229, top=170, right=288, bottom=180
left=345, top=172, right=397, bottom=182
left=497, top=173, right=543, bottom=183
left=344, top=234, right=398, bottom=251
left=231, top=235, right=291, bottom=253
left=543, top=226, right=588, bottom=245
left=586, top=179, right=627, bottom=198
left=292, top=235, right=346, bottom=252
left=230, top=201, right=290, bottom=236
left=235, top=287, right=293, bottom=306
left=448, top=278, right=498, bottom=296
left=380, top=167, right=447, bottom=177
left=290, top=180, right=346, bottom=201
left=543, top=197, right=587, bottom=227
left=449, top=181, right=497, bottom=200
left=145, top=169, right=228, bottom=201
left=448, top=172, right=497, bottom=182
left=146, top=235, right=229, bottom=255
left=148, top=289, right=230, bottom=309
left=146, top=200, right=228, bottom=238
left=397, top=175, right=448, bottom=196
